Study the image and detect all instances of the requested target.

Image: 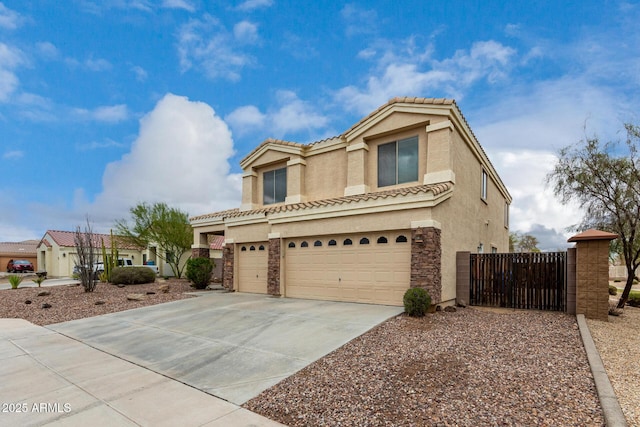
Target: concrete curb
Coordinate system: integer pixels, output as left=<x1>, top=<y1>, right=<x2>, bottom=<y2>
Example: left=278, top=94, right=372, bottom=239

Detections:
left=576, top=314, right=627, bottom=427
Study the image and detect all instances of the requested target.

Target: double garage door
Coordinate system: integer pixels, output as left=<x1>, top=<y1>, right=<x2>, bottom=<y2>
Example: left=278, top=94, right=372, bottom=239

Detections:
left=285, top=232, right=411, bottom=306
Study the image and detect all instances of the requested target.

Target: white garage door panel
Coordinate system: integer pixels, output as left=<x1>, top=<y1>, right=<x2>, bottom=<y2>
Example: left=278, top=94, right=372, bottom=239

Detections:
left=285, top=232, right=411, bottom=305
left=238, top=243, right=268, bottom=294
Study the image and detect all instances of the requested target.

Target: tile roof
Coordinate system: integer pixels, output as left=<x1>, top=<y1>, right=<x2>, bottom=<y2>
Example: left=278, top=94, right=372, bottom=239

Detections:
left=209, top=235, right=225, bottom=250
left=0, top=241, right=39, bottom=255
left=40, top=230, right=144, bottom=250
left=567, top=229, right=619, bottom=242
left=191, top=182, right=452, bottom=222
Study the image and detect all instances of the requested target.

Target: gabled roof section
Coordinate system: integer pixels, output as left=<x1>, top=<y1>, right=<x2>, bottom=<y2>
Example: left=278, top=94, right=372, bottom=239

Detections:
left=343, top=97, right=456, bottom=139
left=209, top=235, right=225, bottom=250
left=40, top=230, right=143, bottom=250
left=191, top=182, right=452, bottom=223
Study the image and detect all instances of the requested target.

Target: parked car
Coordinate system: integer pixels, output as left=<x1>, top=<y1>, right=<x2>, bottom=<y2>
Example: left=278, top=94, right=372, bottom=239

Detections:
left=6, top=259, right=34, bottom=273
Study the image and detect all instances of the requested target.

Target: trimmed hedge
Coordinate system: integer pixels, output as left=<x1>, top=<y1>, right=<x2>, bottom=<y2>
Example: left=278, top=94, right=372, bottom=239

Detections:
left=609, top=285, right=618, bottom=296
left=111, top=267, right=156, bottom=285
left=186, top=257, right=214, bottom=290
left=403, top=287, right=431, bottom=317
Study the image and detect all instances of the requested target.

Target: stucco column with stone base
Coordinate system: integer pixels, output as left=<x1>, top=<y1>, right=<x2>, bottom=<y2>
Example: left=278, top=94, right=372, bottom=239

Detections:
left=410, top=220, right=442, bottom=304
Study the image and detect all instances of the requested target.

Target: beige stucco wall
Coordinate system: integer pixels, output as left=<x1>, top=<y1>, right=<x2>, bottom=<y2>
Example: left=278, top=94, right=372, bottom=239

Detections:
left=304, top=149, right=347, bottom=201
left=434, top=130, right=509, bottom=302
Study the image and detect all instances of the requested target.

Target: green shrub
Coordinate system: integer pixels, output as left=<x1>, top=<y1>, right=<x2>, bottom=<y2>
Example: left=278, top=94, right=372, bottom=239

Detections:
left=111, top=267, right=156, bottom=285
left=609, top=285, right=618, bottom=296
left=32, top=276, right=46, bottom=287
left=403, top=287, right=431, bottom=317
left=613, top=279, right=622, bottom=283
left=186, top=257, right=214, bottom=290
left=8, top=274, right=23, bottom=289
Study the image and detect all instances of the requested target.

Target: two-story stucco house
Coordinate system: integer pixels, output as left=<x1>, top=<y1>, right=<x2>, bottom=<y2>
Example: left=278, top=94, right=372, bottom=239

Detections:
left=190, top=97, right=511, bottom=306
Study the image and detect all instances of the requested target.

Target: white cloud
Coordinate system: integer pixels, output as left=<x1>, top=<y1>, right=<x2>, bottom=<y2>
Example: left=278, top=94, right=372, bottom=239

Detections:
left=176, top=14, right=254, bottom=81
left=161, top=0, right=195, bottom=12
left=84, top=57, right=112, bottom=71
left=0, top=42, right=24, bottom=101
left=73, top=104, right=129, bottom=123
left=3, top=150, right=23, bottom=159
left=77, top=138, right=126, bottom=151
left=131, top=65, right=148, bottom=81
left=334, top=39, right=516, bottom=114
left=340, top=4, right=378, bottom=37
left=236, top=0, right=273, bottom=12
left=226, top=91, right=329, bottom=139
left=36, top=41, right=60, bottom=60
left=91, top=93, right=241, bottom=221
left=0, top=2, right=23, bottom=30
left=233, top=20, right=259, bottom=44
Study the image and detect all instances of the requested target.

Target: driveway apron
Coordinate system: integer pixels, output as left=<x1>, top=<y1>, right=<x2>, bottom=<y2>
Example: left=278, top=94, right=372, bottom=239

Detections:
left=48, top=293, right=403, bottom=405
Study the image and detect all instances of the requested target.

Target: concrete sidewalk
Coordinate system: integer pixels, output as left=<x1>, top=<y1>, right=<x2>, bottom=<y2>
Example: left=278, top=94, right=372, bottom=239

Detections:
left=0, top=318, right=284, bottom=427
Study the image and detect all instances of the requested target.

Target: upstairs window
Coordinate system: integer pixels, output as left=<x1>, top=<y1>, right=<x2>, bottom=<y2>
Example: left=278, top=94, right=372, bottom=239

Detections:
left=481, top=169, right=488, bottom=201
left=263, top=167, right=287, bottom=205
left=378, top=136, right=418, bottom=187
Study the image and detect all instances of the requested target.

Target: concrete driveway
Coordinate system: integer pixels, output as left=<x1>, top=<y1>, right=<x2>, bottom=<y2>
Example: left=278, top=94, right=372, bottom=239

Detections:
left=48, top=293, right=403, bottom=405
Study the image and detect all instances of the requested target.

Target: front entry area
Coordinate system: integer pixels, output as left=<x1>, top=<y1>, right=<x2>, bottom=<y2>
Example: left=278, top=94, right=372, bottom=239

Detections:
left=284, top=232, right=411, bottom=306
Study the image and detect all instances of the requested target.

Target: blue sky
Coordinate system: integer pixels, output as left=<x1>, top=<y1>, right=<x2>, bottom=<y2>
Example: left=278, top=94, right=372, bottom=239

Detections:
left=1, top=0, right=639, bottom=250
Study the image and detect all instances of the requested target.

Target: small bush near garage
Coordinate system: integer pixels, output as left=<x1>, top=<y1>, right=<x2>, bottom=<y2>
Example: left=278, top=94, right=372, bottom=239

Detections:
left=403, top=287, right=431, bottom=317
left=609, top=285, right=618, bottom=295
left=111, top=267, right=156, bottom=285
left=185, top=257, right=214, bottom=290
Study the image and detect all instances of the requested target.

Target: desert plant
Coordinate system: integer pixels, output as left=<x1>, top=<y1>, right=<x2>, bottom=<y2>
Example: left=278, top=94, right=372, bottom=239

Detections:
left=186, top=257, right=214, bottom=290
left=8, top=274, right=23, bottom=289
left=627, top=294, right=640, bottom=307
left=99, top=271, right=109, bottom=283
left=101, top=230, right=120, bottom=283
left=32, top=276, right=46, bottom=287
left=111, top=267, right=156, bottom=285
left=609, top=285, right=618, bottom=295
left=403, top=287, right=431, bottom=317
left=74, top=218, right=99, bottom=292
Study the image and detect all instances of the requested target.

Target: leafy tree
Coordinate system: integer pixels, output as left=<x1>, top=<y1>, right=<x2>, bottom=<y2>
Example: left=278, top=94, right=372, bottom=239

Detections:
left=547, top=123, right=640, bottom=308
left=510, top=232, right=541, bottom=252
left=115, top=202, right=193, bottom=278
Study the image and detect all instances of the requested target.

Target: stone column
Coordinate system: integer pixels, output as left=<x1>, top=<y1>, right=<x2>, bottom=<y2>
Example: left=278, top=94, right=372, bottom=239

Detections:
left=568, top=229, right=618, bottom=321
left=191, top=231, right=210, bottom=258
left=222, top=242, right=235, bottom=291
left=410, top=220, right=442, bottom=303
left=268, top=233, right=281, bottom=296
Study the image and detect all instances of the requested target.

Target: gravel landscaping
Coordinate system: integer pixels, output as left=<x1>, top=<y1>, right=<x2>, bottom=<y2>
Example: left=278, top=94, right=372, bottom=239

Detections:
left=2, top=278, right=637, bottom=426
left=0, top=278, right=198, bottom=326
left=245, top=308, right=605, bottom=427
left=587, top=306, right=640, bottom=426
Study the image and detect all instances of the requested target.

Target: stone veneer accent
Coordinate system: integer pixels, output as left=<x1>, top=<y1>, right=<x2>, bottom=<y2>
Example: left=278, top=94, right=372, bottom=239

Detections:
left=222, top=245, right=234, bottom=291
left=268, top=238, right=281, bottom=296
left=191, top=247, right=209, bottom=258
left=411, top=227, right=442, bottom=303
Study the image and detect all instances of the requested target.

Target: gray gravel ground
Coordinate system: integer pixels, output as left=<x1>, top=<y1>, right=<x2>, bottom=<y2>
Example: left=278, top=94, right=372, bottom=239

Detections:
left=245, top=307, right=603, bottom=426
left=587, top=305, right=640, bottom=426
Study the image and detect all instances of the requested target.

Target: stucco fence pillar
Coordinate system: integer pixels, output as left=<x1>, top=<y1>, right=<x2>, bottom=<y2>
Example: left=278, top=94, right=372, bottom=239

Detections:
left=410, top=221, right=442, bottom=304
left=268, top=233, right=281, bottom=296
left=568, top=229, right=618, bottom=321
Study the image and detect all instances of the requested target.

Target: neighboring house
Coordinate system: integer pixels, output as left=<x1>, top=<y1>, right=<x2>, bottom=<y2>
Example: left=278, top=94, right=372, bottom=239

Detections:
left=0, top=240, right=39, bottom=272
left=190, top=97, right=512, bottom=306
left=37, top=230, right=144, bottom=278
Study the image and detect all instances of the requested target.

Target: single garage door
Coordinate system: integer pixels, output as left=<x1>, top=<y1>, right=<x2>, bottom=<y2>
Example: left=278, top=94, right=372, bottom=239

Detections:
left=237, top=242, right=268, bottom=294
left=285, top=232, right=411, bottom=305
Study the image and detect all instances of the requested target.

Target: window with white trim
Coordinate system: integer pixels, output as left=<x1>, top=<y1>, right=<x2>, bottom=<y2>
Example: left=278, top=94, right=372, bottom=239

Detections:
left=481, top=169, right=488, bottom=201
left=377, top=136, right=419, bottom=187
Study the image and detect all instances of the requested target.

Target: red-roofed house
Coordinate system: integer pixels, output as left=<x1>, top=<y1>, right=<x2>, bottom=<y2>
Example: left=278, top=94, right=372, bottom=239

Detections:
left=1, top=240, right=39, bottom=272
left=37, top=230, right=146, bottom=278
left=191, top=98, right=512, bottom=306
